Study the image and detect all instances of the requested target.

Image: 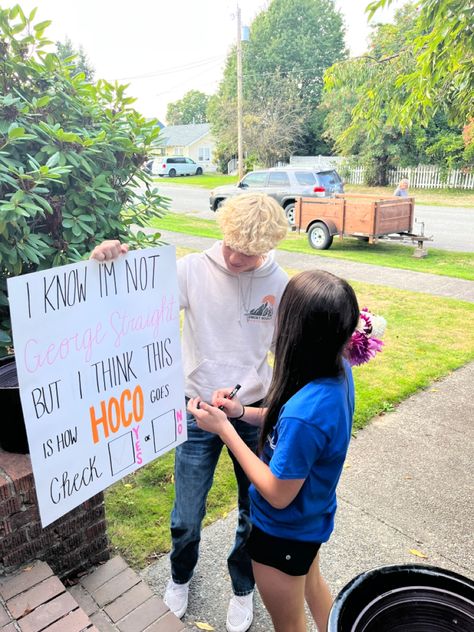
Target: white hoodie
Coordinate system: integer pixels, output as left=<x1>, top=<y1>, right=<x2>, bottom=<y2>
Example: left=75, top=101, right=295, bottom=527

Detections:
left=178, top=241, right=289, bottom=404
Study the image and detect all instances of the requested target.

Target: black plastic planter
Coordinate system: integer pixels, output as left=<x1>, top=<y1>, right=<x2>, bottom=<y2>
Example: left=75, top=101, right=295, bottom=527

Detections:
left=327, top=564, right=474, bottom=632
left=0, top=356, right=29, bottom=454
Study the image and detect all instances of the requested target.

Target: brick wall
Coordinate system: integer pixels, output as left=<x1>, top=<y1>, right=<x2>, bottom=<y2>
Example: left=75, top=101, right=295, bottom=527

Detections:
left=0, top=449, right=110, bottom=578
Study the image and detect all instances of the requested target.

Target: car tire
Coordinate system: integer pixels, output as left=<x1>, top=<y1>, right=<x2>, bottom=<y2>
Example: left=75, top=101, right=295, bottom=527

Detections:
left=168, top=168, right=176, bottom=177
left=214, top=199, right=225, bottom=211
left=284, top=203, right=296, bottom=227
left=196, top=167, right=203, bottom=175
left=308, top=222, right=333, bottom=250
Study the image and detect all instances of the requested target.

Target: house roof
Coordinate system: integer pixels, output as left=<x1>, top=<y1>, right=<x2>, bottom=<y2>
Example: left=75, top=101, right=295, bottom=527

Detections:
left=159, top=123, right=211, bottom=147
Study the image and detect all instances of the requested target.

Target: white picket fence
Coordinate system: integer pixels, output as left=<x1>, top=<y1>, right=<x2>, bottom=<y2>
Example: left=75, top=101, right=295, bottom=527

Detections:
left=347, top=166, right=366, bottom=185
left=289, top=157, right=474, bottom=189
left=345, top=164, right=474, bottom=190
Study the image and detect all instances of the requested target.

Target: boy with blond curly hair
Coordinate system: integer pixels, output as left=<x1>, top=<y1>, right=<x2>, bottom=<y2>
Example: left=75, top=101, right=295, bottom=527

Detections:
left=91, top=193, right=288, bottom=632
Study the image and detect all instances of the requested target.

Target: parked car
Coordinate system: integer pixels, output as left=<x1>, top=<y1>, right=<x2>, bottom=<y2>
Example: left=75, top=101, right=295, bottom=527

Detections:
left=209, top=167, right=344, bottom=223
left=151, top=156, right=203, bottom=177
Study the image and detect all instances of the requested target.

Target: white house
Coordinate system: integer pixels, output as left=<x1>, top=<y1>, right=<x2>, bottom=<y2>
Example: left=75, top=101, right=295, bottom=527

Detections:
left=155, top=123, right=217, bottom=171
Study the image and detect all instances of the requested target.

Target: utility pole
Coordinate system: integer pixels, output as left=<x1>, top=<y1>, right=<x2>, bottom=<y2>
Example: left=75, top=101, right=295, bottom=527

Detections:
left=236, top=4, right=244, bottom=181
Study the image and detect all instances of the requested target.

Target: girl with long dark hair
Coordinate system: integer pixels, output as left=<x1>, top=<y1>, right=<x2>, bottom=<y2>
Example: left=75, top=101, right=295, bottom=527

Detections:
left=188, top=270, right=360, bottom=631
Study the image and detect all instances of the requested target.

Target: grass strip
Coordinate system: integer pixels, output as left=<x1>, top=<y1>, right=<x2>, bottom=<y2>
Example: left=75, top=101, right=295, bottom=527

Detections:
left=150, top=213, right=474, bottom=281
left=105, top=257, right=474, bottom=569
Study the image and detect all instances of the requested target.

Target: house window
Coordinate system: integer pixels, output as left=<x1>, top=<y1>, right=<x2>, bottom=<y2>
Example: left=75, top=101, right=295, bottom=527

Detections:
left=198, top=146, right=211, bottom=162
left=174, top=147, right=184, bottom=156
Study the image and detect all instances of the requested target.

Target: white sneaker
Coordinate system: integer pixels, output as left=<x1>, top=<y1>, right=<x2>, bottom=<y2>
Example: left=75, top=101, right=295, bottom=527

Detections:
left=163, top=578, right=190, bottom=619
left=226, top=592, right=254, bottom=632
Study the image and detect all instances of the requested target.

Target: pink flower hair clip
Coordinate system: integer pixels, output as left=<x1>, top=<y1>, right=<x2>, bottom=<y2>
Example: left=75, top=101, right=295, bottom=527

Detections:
left=346, top=308, right=386, bottom=367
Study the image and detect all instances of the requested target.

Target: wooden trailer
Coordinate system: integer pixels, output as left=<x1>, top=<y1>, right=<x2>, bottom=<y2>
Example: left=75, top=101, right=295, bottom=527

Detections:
left=293, top=194, right=428, bottom=252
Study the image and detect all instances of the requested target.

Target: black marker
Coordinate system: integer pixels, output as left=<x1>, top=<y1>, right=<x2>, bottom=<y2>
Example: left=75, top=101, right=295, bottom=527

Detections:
left=218, top=384, right=241, bottom=410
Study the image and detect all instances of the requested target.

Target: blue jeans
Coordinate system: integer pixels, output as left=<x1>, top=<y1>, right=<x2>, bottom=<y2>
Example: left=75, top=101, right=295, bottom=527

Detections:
left=170, top=408, right=259, bottom=595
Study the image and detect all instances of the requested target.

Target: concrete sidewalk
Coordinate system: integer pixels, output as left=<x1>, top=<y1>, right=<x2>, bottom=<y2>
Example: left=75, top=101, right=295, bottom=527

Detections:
left=142, top=362, right=474, bottom=631
left=156, top=230, right=474, bottom=303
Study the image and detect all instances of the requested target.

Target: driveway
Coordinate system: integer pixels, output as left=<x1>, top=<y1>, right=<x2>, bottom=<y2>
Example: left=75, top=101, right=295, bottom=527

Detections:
left=156, top=183, right=474, bottom=252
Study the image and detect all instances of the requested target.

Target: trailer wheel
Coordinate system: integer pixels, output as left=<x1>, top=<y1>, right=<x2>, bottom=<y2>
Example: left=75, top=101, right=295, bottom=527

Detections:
left=308, top=223, right=333, bottom=250
left=284, top=203, right=296, bottom=227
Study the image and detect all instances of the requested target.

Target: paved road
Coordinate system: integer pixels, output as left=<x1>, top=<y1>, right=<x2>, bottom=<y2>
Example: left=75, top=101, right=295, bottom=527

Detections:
left=413, top=204, right=474, bottom=252
left=158, top=183, right=214, bottom=219
left=156, top=183, right=474, bottom=252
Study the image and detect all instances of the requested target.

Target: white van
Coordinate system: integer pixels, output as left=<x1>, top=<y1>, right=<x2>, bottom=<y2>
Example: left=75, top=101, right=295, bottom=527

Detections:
left=152, top=156, right=203, bottom=177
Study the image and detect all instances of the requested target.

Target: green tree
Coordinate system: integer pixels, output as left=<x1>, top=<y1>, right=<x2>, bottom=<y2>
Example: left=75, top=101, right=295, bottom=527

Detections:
left=322, top=2, right=467, bottom=183
left=324, top=0, right=473, bottom=151
left=365, top=0, right=474, bottom=128
left=166, top=90, right=210, bottom=125
left=241, top=74, right=312, bottom=168
left=209, top=0, right=346, bottom=168
left=56, top=37, right=95, bottom=82
left=0, top=5, right=166, bottom=354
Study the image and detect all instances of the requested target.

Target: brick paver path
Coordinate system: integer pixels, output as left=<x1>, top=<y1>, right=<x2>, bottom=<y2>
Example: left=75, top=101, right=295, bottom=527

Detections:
left=0, top=557, right=186, bottom=632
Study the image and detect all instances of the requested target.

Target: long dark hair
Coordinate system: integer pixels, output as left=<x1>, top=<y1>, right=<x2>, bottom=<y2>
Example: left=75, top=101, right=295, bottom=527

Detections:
left=259, top=270, right=359, bottom=452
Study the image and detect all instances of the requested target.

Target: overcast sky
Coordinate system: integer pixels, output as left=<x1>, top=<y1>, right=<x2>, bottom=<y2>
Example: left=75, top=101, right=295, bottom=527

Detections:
left=4, top=0, right=403, bottom=122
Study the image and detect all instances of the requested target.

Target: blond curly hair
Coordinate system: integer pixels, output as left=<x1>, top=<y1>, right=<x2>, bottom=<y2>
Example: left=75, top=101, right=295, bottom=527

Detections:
left=217, top=193, right=288, bottom=256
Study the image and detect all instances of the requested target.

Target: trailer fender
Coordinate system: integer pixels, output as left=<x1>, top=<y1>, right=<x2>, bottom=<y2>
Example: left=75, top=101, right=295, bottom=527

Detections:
left=307, top=218, right=338, bottom=236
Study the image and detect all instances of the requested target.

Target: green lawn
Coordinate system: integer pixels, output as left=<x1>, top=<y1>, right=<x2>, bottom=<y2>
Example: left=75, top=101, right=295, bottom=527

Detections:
left=105, top=257, right=474, bottom=569
left=154, top=173, right=474, bottom=207
left=151, top=212, right=474, bottom=281
left=154, top=173, right=237, bottom=188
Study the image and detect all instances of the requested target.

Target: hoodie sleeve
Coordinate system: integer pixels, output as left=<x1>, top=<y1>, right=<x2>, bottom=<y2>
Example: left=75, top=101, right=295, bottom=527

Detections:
left=177, top=257, right=189, bottom=310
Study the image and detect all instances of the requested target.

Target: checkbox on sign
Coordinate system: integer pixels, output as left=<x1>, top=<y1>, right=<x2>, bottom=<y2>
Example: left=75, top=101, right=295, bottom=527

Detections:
left=152, top=409, right=177, bottom=454
left=108, top=431, right=135, bottom=476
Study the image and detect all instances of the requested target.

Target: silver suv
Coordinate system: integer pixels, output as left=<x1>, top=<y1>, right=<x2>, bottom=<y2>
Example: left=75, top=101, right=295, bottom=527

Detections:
left=209, top=167, right=344, bottom=223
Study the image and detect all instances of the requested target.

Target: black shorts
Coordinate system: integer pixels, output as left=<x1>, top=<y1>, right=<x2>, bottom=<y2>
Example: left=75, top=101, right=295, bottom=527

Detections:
left=246, top=525, right=321, bottom=576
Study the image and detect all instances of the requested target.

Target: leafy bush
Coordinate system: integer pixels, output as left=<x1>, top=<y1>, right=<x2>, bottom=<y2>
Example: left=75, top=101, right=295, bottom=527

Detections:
left=0, top=5, right=167, bottom=354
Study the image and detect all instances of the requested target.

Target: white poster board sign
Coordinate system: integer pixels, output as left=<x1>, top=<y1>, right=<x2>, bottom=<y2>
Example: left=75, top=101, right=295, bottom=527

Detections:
left=7, top=246, right=186, bottom=527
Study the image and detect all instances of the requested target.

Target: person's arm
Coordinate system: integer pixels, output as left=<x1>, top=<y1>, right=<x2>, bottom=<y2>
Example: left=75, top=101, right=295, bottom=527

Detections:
left=188, top=398, right=304, bottom=509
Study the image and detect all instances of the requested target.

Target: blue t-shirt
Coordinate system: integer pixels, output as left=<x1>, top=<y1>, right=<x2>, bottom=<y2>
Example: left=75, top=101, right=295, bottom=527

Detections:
left=249, top=362, right=354, bottom=542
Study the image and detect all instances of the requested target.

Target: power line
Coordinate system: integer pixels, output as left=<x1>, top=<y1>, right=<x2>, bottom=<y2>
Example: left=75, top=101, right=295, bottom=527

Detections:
left=115, top=55, right=226, bottom=81
left=154, top=62, right=224, bottom=98
left=118, top=64, right=335, bottom=85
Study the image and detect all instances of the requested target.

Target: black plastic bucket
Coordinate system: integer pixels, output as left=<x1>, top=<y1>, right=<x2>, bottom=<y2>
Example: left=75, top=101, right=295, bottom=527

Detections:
left=0, top=356, right=29, bottom=454
left=327, top=564, right=474, bottom=632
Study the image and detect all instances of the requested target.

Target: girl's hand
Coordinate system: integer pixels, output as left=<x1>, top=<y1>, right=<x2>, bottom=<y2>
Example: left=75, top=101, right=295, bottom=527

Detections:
left=187, top=397, right=231, bottom=436
left=90, top=240, right=129, bottom=262
left=211, top=389, right=244, bottom=419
